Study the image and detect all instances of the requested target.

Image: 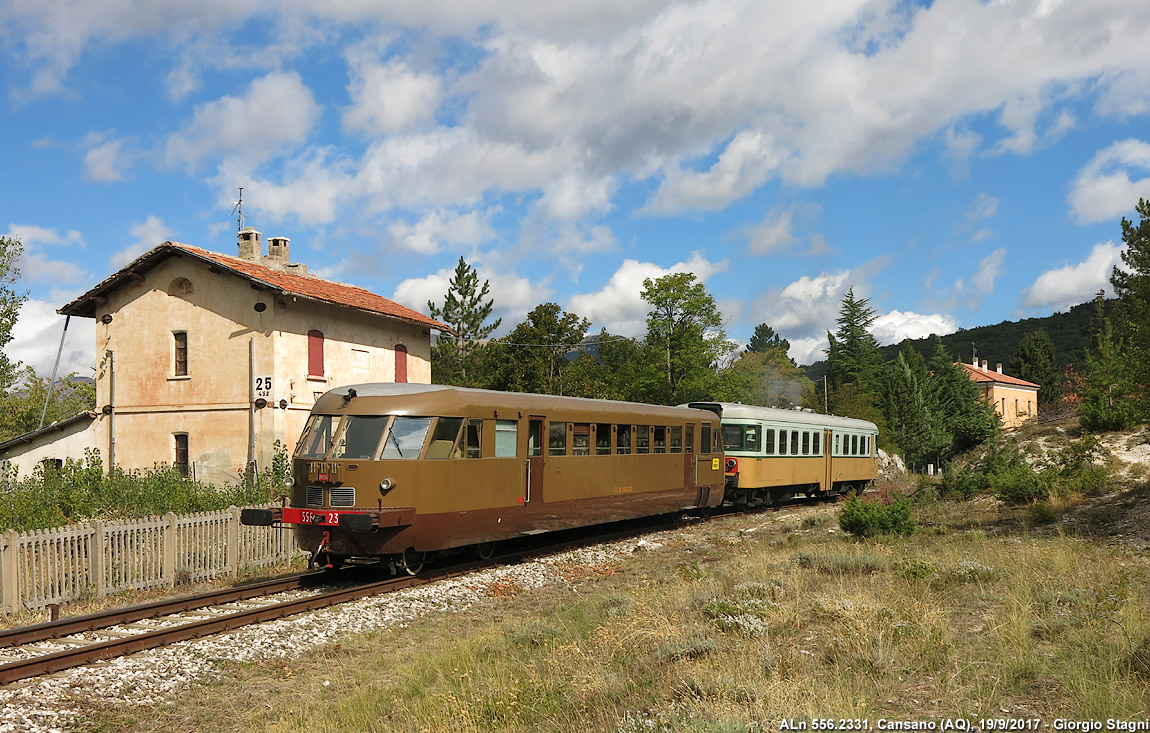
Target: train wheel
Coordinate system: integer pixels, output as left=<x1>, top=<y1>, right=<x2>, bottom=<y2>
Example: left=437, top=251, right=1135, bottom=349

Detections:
left=476, top=542, right=497, bottom=560
left=400, top=547, right=425, bottom=575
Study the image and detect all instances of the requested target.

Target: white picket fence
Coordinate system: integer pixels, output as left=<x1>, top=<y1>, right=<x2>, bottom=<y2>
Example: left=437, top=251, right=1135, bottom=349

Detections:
left=0, top=506, right=300, bottom=614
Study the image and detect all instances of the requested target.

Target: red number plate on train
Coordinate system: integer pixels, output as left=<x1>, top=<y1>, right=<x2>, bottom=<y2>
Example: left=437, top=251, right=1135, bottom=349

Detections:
left=283, top=507, right=347, bottom=526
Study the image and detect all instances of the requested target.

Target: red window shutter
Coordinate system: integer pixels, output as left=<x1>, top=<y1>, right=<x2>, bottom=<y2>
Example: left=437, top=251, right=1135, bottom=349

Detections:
left=308, top=330, right=324, bottom=376
left=395, top=344, right=408, bottom=383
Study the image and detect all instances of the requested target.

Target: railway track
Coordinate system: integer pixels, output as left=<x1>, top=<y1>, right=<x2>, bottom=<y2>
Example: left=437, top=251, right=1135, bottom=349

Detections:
left=0, top=511, right=709, bottom=687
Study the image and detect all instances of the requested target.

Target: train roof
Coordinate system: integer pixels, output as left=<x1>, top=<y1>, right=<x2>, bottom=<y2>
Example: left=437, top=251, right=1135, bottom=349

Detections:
left=313, top=382, right=719, bottom=421
left=685, top=401, right=878, bottom=432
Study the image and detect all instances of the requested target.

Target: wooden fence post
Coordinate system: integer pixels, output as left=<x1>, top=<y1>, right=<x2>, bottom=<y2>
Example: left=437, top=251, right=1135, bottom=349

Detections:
left=163, top=512, right=177, bottom=588
left=1, top=529, right=19, bottom=614
left=228, top=506, right=241, bottom=577
left=91, top=519, right=105, bottom=600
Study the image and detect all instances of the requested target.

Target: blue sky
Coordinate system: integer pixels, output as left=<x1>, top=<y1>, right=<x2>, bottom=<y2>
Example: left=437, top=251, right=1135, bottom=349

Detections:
left=3, top=0, right=1150, bottom=377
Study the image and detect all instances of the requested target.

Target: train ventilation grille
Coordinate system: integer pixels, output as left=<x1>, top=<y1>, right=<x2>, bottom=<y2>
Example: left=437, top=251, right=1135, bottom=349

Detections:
left=306, top=486, right=323, bottom=507
left=329, top=487, right=356, bottom=507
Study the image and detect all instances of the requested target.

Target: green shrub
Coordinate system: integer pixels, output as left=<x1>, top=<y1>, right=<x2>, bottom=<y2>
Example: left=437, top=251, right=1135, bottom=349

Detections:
left=990, top=461, right=1049, bottom=505
left=838, top=493, right=916, bottom=538
left=0, top=448, right=273, bottom=531
left=938, top=462, right=982, bottom=499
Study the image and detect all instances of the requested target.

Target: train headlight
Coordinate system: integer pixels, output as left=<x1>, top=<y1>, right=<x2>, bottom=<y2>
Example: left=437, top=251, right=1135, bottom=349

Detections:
left=379, top=478, right=394, bottom=494
left=284, top=476, right=295, bottom=488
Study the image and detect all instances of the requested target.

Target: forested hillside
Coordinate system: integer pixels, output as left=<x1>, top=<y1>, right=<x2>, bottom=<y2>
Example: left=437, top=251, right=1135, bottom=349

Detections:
left=805, top=298, right=1107, bottom=379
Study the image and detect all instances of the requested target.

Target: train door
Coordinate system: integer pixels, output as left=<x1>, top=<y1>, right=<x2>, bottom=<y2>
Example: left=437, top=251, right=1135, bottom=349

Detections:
left=683, top=422, right=696, bottom=491
left=695, top=422, right=714, bottom=506
left=526, top=416, right=545, bottom=504
left=823, top=428, right=834, bottom=493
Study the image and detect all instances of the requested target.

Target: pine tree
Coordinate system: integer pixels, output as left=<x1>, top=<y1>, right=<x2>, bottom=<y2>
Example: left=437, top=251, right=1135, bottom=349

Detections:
left=1110, top=198, right=1150, bottom=417
left=745, top=323, right=791, bottom=361
left=1008, top=329, right=1061, bottom=406
left=427, top=257, right=501, bottom=386
left=1079, top=293, right=1139, bottom=431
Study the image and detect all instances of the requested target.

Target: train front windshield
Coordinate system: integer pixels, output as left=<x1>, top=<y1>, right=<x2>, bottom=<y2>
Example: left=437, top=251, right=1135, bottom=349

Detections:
left=295, top=414, right=432, bottom=460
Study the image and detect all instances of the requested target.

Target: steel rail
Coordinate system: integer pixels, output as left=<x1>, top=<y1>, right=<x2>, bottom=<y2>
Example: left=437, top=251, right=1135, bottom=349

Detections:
left=0, top=561, right=488, bottom=686
left=0, top=572, right=325, bottom=649
left=0, top=510, right=720, bottom=687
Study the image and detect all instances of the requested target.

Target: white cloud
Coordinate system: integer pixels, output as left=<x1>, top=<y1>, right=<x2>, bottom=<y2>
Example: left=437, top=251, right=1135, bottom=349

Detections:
left=871, top=310, right=958, bottom=344
left=84, top=138, right=128, bottom=181
left=536, top=174, right=617, bottom=222
left=972, top=247, right=1006, bottom=294
left=343, top=58, right=443, bottom=137
left=110, top=215, right=175, bottom=268
left=4, top=225, right=87, bottom=285
left=941, top=126, right=981, bottom=179
left=644, top=130, right=785, bottom=214
left=566, top=252, right=729, bottom=337
left=387, top=209, right=496, bottom=255
left=965, top=193, right=998, bottom=226
left=1022, top=241, right=1123, bottom=311
left=165, top=71, right=320, bottom=170
left=1067, top=139, right=1150, bottom=224
left=5, top=299, right=96, bottom=378
left=748, top=207, right=796, bottom=256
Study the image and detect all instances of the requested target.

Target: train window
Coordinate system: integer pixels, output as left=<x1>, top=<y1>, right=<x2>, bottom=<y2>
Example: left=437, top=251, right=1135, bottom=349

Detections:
left=670, top=426, right=682, bottom=453
left=764, top=428, right=775, bottom=455
left=863, top=435, right=870, bottom=456
left=653, top=426, right=666, bottom=454
left=549, top=421, right=567, bottom=456
left=834, top=434, right=840, bottom=455
left=617, top=424, right=631, bottom=455
left=813, top=432, right=821, bottom=455
left=685, top=424, right=694, bottom=454
left=495, top=420, right=518, bottom=458
left=636, top=425, right=650, bottom=454
left=790, top=431, right=800, bottom=455
left=700, top=424, right=712, bottom=454
left=801, top=431, right=810, bottom=455
left=714, top=427, right=722, bottom=452
left=851, top=434, right=859, bottom=455
left=573, top=423, right=591, bottom=456
left=381, top=416, right=432, bottom=459
left=595, top=424, right=612, bottom=455
left=333, top=415, right=390, bottom=460
left=779, top=429, right=788, bottom=455
left=465, top=419, right=483, bottom=458
left=722, top=425, right=743, bottom=450
left=297, top=415, right=336, bottom=458
left=528, top=419, right=543, bottom=457
left=426, top=417, right=464, bottom=459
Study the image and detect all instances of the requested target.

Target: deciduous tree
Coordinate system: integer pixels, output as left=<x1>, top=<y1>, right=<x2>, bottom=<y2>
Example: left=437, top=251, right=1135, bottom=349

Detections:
left=640, top=273, right=733, bottom=404
left=485, top=303, right=590, bottom=395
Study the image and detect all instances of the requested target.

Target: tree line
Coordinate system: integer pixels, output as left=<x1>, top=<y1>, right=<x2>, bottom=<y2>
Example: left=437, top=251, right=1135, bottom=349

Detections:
left=427, top=258, right=813, bottom=409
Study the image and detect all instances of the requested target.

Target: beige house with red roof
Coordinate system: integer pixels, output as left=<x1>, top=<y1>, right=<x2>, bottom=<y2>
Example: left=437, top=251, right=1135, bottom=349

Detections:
left=961, top=357, right=1039, bottom=430
left=26, top=228, right=449, bottom=483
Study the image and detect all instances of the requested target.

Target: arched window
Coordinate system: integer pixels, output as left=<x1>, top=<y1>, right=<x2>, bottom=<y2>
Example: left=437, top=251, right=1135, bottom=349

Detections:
left=394, top=344, right=408, bottom=383
left=308, top=330, right=325, bottom=377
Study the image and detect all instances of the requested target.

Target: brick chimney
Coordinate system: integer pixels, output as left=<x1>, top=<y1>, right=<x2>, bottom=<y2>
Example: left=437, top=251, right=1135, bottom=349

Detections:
left=238, top=228, right=262, bottom=260
left=268, top=236, right=290, bottom=262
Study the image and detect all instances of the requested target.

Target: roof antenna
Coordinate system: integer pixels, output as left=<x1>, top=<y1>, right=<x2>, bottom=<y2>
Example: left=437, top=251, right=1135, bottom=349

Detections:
left=231, top=187, right=245, bottom=232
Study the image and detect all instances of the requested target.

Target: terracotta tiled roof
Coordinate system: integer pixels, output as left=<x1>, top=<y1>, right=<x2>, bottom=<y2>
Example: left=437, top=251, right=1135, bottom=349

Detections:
left=959, top=363, right=1039, bottom=388
left=59, top=241, right=451, bottom=334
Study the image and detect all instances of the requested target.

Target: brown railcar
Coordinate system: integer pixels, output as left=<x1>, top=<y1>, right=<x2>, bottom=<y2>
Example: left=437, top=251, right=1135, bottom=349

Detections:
left=688, top=402, right=878, bottom=507
left=243, top=384, right=725, bottom=571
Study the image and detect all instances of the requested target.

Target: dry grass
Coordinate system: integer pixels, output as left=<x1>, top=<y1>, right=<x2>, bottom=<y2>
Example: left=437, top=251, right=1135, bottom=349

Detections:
left=75, top=498, right=1150, bottom=732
